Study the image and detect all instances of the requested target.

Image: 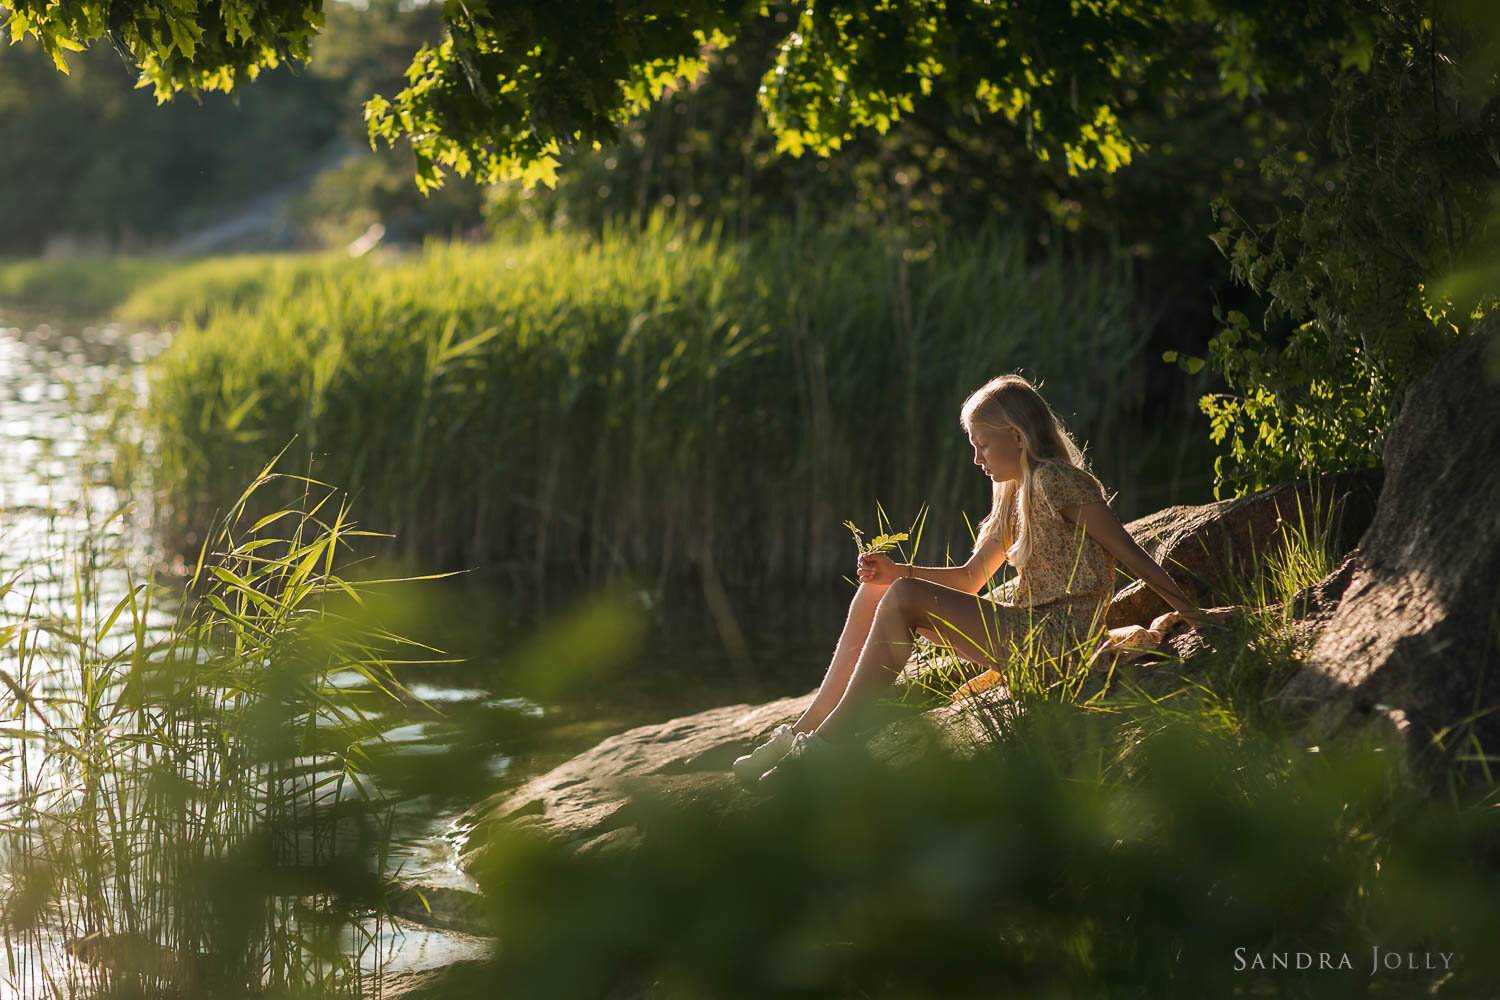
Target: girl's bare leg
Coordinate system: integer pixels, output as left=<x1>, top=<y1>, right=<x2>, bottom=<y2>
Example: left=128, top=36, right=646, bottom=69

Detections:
left=792, top=582, right=889, bottom=734
left=814, top=579, right=1008, bottom=744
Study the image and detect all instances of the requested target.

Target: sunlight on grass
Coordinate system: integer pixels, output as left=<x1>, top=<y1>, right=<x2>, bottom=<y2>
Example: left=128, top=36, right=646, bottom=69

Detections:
left=136, top=216, right=1149, bottom=584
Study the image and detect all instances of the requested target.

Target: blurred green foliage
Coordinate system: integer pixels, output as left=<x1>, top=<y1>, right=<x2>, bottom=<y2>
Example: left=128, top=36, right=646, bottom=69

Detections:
left=1188, top=0, right=1500, bottom=494
left=288, top=148, right=484, bottom=247
left=286, top=0, right=486, bottom=247
left=0, top=0, right=473, bottom=255
left=0, top=255, right=176, bottom=314
left=461, top=705, right=1500, bottom=999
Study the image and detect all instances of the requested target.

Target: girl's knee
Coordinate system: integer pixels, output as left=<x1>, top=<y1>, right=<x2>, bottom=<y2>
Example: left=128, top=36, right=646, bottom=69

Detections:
left=880, top=576, right=928, bottom=614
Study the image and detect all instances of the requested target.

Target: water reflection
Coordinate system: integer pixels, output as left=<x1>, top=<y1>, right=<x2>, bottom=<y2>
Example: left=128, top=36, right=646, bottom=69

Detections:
left=0, top=318, right=166, bottom=625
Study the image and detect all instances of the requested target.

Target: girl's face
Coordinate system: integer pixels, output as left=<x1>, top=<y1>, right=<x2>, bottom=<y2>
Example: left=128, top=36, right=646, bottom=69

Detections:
left=968, top=422, right=1025, bottom=483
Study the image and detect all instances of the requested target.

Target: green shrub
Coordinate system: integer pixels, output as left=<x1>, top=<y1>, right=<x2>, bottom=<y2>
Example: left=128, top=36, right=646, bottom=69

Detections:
left=1186, top=1, right=1499, bottom=495
left=463, top=705, right=1500, bottom=999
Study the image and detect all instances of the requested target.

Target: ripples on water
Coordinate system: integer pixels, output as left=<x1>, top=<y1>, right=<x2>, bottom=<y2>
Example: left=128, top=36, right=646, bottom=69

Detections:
left=0, top=319, right=162, bottom=607
left=0, top=316, right=173, bottom=802
left=1, top=316, right=168, bottom=996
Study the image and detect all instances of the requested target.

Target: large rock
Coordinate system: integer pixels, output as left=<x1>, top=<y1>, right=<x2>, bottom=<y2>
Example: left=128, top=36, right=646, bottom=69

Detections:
left=1277, top=324, right=1500, bottom=785
left=1107, top=468, right=1382, bottom=627
left=457, top=694, right=816, bottom=865
left=366, top=958, right=494, bottom=1000
left=456, top=690, right=1010, bottom=865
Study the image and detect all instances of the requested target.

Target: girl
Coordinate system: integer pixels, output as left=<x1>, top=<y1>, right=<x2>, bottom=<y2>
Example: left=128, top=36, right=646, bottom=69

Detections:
left=733, top=374, right=1221, bottom=787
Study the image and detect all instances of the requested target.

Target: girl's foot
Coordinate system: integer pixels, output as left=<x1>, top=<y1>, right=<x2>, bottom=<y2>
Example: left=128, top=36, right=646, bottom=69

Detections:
left=732, top=723, right=797, bottom=788
left=756, top=731, right=831, bottom=788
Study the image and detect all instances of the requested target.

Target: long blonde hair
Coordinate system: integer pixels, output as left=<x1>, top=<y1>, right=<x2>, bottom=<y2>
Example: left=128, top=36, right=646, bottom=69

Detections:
left=961, top=374, right=1098, bottom=568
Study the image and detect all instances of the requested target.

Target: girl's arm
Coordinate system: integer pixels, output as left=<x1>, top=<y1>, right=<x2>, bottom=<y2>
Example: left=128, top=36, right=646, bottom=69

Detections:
left=1063, top=501, right=1226, bottom=626
left=857, top=535, right=1007, bottom=594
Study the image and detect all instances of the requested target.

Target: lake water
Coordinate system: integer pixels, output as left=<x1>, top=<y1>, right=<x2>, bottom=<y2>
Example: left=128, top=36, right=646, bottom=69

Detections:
left=0, top=310, right=837, bottom=992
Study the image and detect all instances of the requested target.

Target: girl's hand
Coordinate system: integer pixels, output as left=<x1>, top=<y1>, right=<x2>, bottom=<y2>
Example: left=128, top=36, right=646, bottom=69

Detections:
left=857, top=551, right=902, bottom=586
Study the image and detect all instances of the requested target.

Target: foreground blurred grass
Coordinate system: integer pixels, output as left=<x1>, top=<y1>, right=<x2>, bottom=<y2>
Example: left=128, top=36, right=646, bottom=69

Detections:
left=0, top=471, right=433, bottom=996
left=467, top=711, right=1500, bottom=999
left=75, top=217, right=1159, bottom=584
left=442, top=508, right=1500, bottom=999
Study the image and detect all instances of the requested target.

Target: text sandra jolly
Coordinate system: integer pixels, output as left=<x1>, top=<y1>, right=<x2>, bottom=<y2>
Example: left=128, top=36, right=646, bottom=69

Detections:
left=1234, top=946, right=1458, bottom=975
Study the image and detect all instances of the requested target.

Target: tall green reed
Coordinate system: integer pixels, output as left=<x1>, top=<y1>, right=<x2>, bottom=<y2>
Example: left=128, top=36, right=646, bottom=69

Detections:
left=145, top=216, right=1153, bottom=587
left=1, top=466, right=430, bottom=997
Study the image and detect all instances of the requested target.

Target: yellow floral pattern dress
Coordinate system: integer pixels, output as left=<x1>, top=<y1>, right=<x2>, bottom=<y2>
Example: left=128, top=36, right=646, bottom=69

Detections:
left=981, top=460, right=1115, bottom=678
left=1012, top=460, right=1115, bottom=610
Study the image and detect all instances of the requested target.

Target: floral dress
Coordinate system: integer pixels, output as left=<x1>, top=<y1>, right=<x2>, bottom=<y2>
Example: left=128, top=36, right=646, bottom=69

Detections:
left=986, top=459, right=1115, bottom=673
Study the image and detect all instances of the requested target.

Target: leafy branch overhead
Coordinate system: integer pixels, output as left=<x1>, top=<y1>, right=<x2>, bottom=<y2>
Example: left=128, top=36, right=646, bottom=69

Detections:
left=3, top=0, right=323, bottom=99
left=5, top=0, right=1381, bottom=190
left=1167, top=1, right=1500, bottom=494
left=11, top=0, right=1491, bottom=501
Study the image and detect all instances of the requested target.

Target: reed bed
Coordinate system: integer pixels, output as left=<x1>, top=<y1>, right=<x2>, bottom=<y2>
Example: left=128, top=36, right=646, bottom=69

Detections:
left=146, top=217, right=1152, bottom=586
left=0, top=471, right=425, bottom=997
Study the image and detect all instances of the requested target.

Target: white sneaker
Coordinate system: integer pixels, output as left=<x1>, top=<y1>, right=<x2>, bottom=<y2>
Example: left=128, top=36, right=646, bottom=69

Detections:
left=757, top=731, right=831, bottom=787
left=732, top=723, right=797, bottom=787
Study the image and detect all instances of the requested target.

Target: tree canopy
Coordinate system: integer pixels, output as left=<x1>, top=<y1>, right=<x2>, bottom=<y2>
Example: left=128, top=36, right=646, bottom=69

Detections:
left=7, top=0, right=1498, bottom=493
left=6, top=0, right=1379, bottom=190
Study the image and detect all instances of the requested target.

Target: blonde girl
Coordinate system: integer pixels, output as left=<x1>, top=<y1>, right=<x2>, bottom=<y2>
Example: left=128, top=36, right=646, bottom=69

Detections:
left=734, top=374, right=1221, bottom=786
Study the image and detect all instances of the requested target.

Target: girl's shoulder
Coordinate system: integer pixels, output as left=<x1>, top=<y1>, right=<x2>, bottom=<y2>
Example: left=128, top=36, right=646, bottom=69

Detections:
left=1032, top=459, right=1106, bottom=511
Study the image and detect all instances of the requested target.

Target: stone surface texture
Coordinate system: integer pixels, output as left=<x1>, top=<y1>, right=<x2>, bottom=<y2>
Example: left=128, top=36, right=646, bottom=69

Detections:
left=1276, top=324, right=1500, bottom=782
left=1107, top=468, right=1382, bottom=628
left=458, top=694, right=815, bottom=868
left=456, top=691, right=1011, bottom=869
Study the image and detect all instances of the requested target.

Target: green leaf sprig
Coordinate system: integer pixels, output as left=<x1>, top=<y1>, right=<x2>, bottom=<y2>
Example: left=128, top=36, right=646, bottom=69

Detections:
left=843, top=520, right=908, bottom=556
